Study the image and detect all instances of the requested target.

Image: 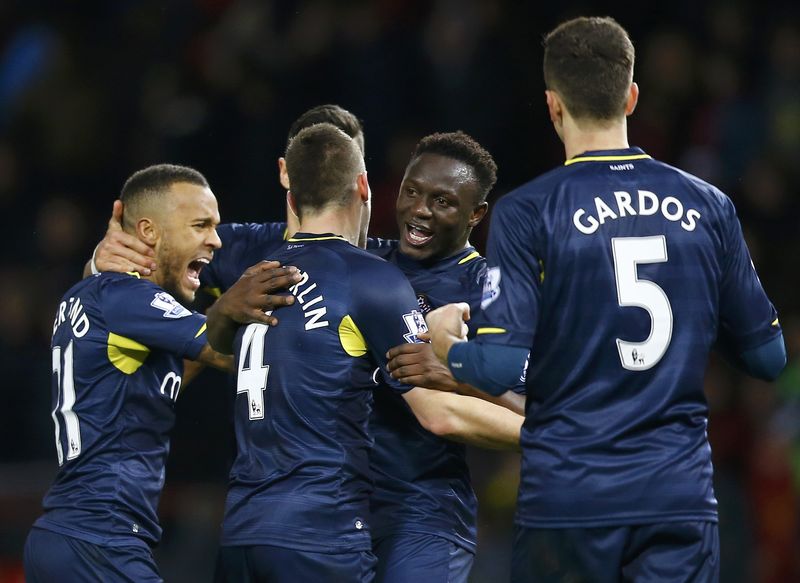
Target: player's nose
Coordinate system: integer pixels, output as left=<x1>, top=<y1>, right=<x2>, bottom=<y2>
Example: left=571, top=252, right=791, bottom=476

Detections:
left=207, top=228, right=222, bottom=250
left=410, top=195, right=433, bottom=219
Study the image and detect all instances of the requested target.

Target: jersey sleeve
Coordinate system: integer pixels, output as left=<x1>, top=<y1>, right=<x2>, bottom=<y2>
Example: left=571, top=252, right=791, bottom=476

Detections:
left=101, top=276, right=208, bottom=359
left=351, top=260, right=425, bottom=394
left=472, top=194, right=543, bottom=349
left=716, top=196, right=782, bottom=352
left=201, top=222, right=288, bottom=295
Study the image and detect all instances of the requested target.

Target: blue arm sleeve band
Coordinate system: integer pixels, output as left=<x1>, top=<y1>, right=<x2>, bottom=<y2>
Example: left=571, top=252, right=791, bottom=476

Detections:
left=740, top=333, right=786, bottom=382
left=447, top=341, right=529, bottom=396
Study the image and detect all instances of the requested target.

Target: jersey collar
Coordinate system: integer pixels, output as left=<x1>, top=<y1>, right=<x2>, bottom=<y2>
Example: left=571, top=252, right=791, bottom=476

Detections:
left=395, top=245, right=481, bottom=272
left=564, top=147, right=650, bottom=166
left=286, top=232, right=348, bottom=243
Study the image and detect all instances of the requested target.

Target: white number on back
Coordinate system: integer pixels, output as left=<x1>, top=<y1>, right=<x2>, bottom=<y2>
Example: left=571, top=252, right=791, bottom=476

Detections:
left=237, top=323, right=270, bottom=420
left=612, top=236, right=673, bottom=370
left=52, top=340, right=81, bottom=464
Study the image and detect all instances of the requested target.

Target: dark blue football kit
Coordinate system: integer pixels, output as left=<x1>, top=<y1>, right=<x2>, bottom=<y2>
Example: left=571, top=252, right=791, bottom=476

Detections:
left=449, top=147, right=783, bottom=581
left=213, top=233, right=427, bottom=582
left=25, top=272, right=207, bottom=583
left=202, top=224, right=501, bottom=582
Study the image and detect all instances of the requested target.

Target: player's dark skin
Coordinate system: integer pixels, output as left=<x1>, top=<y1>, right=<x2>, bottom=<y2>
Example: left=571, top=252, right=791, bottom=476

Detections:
left=388, top=153, right=524, bottom=415
left=395, top=152, right=487, bottom=263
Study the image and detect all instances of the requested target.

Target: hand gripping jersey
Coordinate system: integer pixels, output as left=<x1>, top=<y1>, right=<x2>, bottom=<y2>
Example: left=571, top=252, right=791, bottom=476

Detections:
left=367, top=244, right=486, bottom=552
left=35, top=272, right=207, bottom=547
left=220, top=233, right=426, bottom=553
left=474, top=148, right=781, bottom=528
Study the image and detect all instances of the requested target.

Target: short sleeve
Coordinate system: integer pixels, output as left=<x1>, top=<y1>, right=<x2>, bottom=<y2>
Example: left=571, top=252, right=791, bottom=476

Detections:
left=102, top=276, right=208, bottom=359
left=717, top=197, right=781, bottom=352
left=473, top=194, right=543, bottom=349
left=202, top=222, right=288, bottom=294
left=351, top=261, right=425, bottom=394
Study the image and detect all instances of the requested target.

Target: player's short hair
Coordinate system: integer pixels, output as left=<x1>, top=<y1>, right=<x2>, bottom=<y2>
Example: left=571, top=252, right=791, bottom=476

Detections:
left=543, top=16, right=635, bottom=122
left=411, top=131, right=497, bottom=203
left=285, top=123, right=365, bottom=219
left=286, top=104, right=365, bottom=154
left=119, top=163, right=208, bottom=230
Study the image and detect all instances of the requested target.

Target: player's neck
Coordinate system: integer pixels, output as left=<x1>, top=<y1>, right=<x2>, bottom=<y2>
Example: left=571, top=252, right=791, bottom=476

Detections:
left=298, top=209, right=361, bottom=246
left=562, top=116, right=630, bottom=161
left=284, top=201, right=300, bottom=239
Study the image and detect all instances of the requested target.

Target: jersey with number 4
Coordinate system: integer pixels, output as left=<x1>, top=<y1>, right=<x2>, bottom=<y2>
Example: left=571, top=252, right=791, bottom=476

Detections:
left=221, top=233, right=426, bottom=553
left=35, top=272, right=207, bottom=547
left=475, top=147, right=781, bottom=528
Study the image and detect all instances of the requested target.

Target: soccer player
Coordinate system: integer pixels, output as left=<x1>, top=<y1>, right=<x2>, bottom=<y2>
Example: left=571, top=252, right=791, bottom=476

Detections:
left=90, top=108, right=524, bottom=580
left=207, top=123, right=437, bottom=581
left=368, top=131, right=524, bottom=583
left=422, top=16, right=787, bottom=582
left=25, top=164, right=299, bottom=583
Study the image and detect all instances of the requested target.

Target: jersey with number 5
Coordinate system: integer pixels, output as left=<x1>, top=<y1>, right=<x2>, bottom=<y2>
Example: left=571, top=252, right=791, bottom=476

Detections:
left=474, top=147, right=781, bottom=528
left=35, top=272, right=207, bottom=547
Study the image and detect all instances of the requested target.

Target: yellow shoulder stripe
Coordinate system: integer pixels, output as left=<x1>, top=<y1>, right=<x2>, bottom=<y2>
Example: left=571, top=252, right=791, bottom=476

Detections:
left=204, top=287, right=222, bottom=298
left=287, top=235, right=347, bottom=243
left=564, top=154, right=651, bottom=166
left=194, top=323, right=207, bottom=338
left=126, top=271, right=141, bottom=279
left=476, top=327, right=507, bottom=335
left=107, top=332, right=150, bottom=374
left=339, top=314, right=367, bottom=357
left=458, top=251, right=481, bottom=265
left=772, top=318, right=780, bottom=327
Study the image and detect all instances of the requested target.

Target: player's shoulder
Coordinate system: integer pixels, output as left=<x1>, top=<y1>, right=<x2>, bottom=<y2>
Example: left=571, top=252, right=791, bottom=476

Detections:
left=217, top=221, right=288, bottom=245
left=649, top=159, right=733, bottom=209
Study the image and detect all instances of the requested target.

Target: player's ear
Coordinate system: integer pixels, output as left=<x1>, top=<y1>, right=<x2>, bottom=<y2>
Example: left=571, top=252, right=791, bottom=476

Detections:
left=468, top=201, right=489, bottom=228
left=136, top=217, right=159, bottom=246
left=278, top=157, right=290, bottom=190
left=545, top=90, right=563, bottom=127
left=625, top=82, right=639, bottom=116
left=357, top=171, right=370, bottom=204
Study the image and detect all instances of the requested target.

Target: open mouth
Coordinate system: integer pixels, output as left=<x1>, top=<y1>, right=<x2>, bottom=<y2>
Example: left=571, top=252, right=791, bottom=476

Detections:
left=404, top=223, right=434, bottom=247
left=186, top=257, right=210, bottom=289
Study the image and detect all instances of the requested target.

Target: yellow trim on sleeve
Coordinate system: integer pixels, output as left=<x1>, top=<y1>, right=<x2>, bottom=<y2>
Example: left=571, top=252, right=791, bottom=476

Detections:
left=476, top=327, right=507, bottom=335
left=772, top=318, right=780, bottom=327
left=458, top=251, right=481, bottom=265
left=539, top=260, right=545, bottom=283
left=338, top=315, right=367, bottom=357
left=204, top=287, right=222, bottom=298
left=107, top=333, right=150, bottom=374
left=125, top=271, right=141, bottom=279
left=194, top=323, right=207, bottom=338
left=564, top=154, right=651, bottom=166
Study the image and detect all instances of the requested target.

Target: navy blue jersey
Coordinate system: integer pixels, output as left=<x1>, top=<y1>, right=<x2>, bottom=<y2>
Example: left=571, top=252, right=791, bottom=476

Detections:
left=220, top=233, right=426, bottom=553
left=475, top=148, right=781, bottom=528
left=368, top=244, right=486, bottom=552
left=35, top=272, right=207, bottom=547
left=201, top=222, right=288, bottom=294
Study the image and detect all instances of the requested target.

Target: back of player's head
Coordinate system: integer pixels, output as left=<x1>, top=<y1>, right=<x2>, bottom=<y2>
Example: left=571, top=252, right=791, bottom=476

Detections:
left=543, top=16, right=634, bottom=122
left=286, top=104, right=365, bottom=154
left=285, top=123, right=365, bottom=219
left=120, top=163, right=209, bottom=231
left=411, top=131, right=497, bottom=203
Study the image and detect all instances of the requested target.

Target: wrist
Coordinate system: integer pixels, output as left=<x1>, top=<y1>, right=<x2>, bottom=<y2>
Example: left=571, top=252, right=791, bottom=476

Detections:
left=90, top=244, right=101, bottom=275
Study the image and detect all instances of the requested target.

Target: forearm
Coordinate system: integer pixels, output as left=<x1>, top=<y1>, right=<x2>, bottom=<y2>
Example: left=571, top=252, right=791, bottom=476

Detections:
left=205, top=302, right=239, bottom=354
left=406, top=387, right=523, bottom=451
left=455, top=382, right=525, bottom=415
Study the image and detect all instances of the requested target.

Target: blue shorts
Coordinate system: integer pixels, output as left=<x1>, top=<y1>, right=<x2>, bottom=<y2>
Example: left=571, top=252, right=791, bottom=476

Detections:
left=511, top=521, right=719, bottom=582
left=24, top=527, right=162, bottom=583
left=214, top=544, right=377, bottom=582
left=373, top=532, right=474, bottom=583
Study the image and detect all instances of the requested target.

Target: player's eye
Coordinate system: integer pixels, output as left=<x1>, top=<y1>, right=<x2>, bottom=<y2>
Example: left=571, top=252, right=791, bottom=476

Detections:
left=435, top=196, right=450, bottom=207
left=405, top=187, right=417, bottom=197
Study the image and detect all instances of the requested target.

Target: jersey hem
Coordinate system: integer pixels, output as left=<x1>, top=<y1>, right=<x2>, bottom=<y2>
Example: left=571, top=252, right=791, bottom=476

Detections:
left=31, top=521, right=154, bottom=549
left=514, top=510, right=719, bottom=529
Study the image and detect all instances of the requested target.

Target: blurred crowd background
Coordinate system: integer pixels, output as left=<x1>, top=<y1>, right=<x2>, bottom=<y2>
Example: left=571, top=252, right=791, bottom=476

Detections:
left=0, top=1, right=798, bottom=581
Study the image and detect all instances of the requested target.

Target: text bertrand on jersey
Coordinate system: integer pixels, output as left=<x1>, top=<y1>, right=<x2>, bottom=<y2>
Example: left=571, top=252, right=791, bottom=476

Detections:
left=573, top=189, right=701, bottom=235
